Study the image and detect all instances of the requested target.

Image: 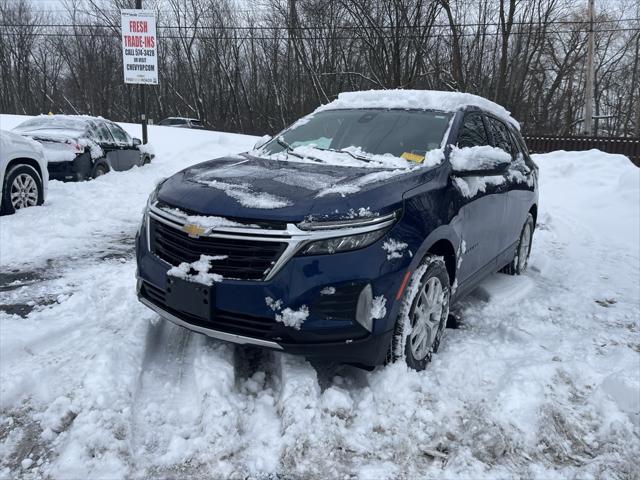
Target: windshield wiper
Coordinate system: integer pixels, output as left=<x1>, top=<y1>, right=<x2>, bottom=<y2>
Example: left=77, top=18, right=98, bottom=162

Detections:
left=276, top=137, right=305, bottom=160
left=315, top=147, right=374, bottom=163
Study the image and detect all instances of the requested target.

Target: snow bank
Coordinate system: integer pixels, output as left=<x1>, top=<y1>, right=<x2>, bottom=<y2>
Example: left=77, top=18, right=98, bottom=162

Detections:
left=315, top=89, right=519, bottom=129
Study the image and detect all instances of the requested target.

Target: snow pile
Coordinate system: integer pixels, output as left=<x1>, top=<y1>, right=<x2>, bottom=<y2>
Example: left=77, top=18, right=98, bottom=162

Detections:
left=160, top=206, right=255, bottom=230
left=195, top=178, right=291, bottom=209
left=382, top=238, right=409, bottom=260
left=316, top=169, right=406, bottom=197
left=265, top=297, right=309, bottom=330
left=452, top=175, right=506, bottom=198
left=320, top=286, right=336, bottom=295
left=258, top=144, right=444, bottom=171
left=449, top=145, right=511, bottom=172
left=166, top=255, right=226, bottom=286
left=315, top=89, right=519, bottom=129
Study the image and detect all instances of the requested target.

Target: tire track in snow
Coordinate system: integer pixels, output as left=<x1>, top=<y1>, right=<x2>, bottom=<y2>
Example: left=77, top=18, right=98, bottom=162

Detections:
left=128, top=319, right=196, bottom=476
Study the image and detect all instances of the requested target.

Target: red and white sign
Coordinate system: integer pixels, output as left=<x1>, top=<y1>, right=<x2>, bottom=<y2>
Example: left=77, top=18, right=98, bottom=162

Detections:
left=121, top=9, right=158, bottom=85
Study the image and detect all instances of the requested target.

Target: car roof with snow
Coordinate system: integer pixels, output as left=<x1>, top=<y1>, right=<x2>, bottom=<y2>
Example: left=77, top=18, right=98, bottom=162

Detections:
left=314, top=89, right=519, bottom=129
left=13, top=114, right=106, bottom=132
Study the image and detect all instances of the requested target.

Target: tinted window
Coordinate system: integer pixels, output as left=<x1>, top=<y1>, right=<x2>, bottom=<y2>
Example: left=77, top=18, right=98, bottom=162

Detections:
left=170, top=119, right=186, bottom=125
left=107, top=123, right=131, bottom=145
left=487, top=117, right=515, bottom=157
left=457, top=114, right=489, bottom=148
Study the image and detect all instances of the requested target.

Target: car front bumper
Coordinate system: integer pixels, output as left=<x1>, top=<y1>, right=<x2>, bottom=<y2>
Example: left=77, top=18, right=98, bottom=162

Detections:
left=135, top=208, right=411, bottom=367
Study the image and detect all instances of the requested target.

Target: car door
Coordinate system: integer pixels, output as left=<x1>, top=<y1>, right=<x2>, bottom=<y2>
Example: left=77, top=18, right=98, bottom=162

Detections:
left=106, top=122, right=140, bottom=170
left=451, top=112, right=509, bottom=287
left=485, top=116, right=529, bottom=256
left=92, top=121, right=120, bottom=169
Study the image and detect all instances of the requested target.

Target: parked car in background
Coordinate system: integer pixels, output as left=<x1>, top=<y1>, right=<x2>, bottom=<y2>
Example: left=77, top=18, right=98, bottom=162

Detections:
left=136, top=90, right=538, bottom=371
left=13, top=115, right=153, bottom=181
left=157, top=117, right=204, bottom=129
left=0, top=130, right=48, bottom=215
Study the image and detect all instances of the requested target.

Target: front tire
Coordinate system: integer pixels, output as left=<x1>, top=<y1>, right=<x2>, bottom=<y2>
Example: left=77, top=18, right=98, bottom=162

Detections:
left=389, top=255, right=450, bottom=371
left=1, top=165, right=44, bottom=215
left=502, top=213, right=534, bottom=275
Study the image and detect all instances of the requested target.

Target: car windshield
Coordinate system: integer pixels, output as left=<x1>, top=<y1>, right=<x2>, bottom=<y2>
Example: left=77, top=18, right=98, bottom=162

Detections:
left=258, top=109, right=452, bottom=168
left=14, top=117, right=89, bottom=134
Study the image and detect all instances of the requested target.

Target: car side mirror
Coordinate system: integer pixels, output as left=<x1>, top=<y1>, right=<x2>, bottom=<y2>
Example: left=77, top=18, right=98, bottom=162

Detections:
left=133, top=137, right=142, bottom=147
left=253, top=134, right=272, bottom=150
left=450, top=146, right=511, bottom=177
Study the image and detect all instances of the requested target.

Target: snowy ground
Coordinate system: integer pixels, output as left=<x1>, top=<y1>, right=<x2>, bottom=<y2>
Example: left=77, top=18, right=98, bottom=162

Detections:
left=1, top=113, right=638, bottom=479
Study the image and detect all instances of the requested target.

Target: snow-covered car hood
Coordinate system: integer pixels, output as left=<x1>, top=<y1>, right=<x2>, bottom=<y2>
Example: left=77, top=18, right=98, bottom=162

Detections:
left=156, top=155, right=432, bottom=222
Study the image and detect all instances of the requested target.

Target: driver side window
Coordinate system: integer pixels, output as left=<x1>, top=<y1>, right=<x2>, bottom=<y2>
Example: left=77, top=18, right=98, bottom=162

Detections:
left=457, top=114, right=489, bottom=148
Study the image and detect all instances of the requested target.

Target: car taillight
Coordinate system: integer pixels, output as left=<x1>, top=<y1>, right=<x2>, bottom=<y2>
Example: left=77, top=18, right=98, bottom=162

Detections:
left=70, top=143, right=84, bottom=154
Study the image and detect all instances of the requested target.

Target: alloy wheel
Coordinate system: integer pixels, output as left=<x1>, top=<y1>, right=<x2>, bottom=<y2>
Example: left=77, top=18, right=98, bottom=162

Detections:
left=409, top=277, right=445, bottom=361
left=518, top=222, right=532, bottom=272
left=10, top=173, right=38, bottom=210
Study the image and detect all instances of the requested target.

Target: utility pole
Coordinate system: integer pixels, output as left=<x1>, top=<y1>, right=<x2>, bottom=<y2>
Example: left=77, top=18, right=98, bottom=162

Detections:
left=135, top=0, right=148, bottom=144
left=583, top=0, right=595, bottom=136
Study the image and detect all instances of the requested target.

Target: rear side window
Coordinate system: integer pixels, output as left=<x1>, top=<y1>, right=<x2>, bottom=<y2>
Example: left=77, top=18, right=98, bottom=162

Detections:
left=170, top=119, right=186, bottom=125
left=487, top=117, right=516, bottom=157
left=457, top=114, right=489, bottom=148
left=93, top=121, right=115, bottom=144
left=107, top=123, right=131, bottom=145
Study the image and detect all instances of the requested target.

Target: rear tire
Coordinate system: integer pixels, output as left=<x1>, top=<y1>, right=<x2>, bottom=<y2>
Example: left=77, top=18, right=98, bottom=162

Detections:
left=388, top=255, right=450, bottom=371
left=1, top=165, right=44, bottom=215
left=91, top=162, right=109, bottom=179
left=502, top=213, right=534, bottom=275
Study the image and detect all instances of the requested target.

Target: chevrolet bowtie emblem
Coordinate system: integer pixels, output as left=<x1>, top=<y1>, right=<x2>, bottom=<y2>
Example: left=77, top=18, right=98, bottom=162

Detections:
left=182, top=223, right=206, bottom=238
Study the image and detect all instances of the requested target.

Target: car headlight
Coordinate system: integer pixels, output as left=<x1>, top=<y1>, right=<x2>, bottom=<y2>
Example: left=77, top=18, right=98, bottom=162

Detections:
left=146, top=177, right=166, bottom=209
left=298, top=228, right=390, bottom=255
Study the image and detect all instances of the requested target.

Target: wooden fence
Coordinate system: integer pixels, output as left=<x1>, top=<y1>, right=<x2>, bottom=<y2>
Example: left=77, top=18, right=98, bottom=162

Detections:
left=523, top=135, right=640, bottom=167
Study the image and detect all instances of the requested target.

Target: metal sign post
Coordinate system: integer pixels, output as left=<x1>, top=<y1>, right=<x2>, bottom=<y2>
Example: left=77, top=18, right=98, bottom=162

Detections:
left=121, top=5, right=158, bottom=144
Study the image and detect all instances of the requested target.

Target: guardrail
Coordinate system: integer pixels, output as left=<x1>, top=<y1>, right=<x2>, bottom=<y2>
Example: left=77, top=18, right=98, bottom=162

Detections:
left=523, top=135, right=640, bottom=167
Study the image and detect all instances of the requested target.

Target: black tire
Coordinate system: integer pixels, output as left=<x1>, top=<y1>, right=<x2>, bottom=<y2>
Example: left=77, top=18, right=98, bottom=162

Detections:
left=388, top=255, right=451, bottom=371
left=502, top=213, right=534, bottom=275
left=91, top=162, right=109, bottom=179
left=1, top=164, right=44, bottom=215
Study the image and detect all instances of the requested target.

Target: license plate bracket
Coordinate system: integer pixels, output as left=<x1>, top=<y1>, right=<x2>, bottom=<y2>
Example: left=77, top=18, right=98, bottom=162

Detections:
left=165, top=276, right=213, bottom=321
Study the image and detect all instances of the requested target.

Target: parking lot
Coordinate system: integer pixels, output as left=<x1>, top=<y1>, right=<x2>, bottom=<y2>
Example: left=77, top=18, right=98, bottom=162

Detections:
left=1, top=113, right=638, bottom=479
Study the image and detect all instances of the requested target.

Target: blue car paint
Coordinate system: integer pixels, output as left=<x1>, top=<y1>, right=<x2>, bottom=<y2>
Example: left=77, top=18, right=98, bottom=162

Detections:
left=135, top=106, right=539, bottom=367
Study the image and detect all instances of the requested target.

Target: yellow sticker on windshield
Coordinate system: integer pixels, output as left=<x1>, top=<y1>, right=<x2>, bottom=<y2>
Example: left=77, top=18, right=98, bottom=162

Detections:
left=401, top=152, right=425, bottom=163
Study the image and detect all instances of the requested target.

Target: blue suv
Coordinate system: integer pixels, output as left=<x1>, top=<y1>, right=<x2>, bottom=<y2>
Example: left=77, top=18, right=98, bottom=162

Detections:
left=135, top=90, right=538, bottom=371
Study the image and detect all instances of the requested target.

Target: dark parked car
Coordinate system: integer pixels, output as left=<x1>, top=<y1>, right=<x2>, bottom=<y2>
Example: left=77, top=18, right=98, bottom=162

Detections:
left=157, top=117, right=204, bottom=129
left=14, top=115, right=153, bottom=181
left=135, top=90, right=538, bottom=371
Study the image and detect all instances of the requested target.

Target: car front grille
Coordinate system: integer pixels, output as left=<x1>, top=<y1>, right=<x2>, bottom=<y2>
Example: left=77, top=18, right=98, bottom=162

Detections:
left=149, top=218, right=288, bottom=281
left=140, top=281, right=280, bottom=340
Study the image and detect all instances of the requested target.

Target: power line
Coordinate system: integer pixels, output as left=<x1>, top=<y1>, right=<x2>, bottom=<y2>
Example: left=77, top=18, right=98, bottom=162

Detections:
left=1, top=27, right=637, bottom=40
left=3, top=17, right=639, bottom=31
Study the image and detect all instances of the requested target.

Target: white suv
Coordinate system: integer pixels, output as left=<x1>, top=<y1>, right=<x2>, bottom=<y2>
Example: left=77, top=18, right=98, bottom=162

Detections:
left=0, top=129, right=48, bottom=215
